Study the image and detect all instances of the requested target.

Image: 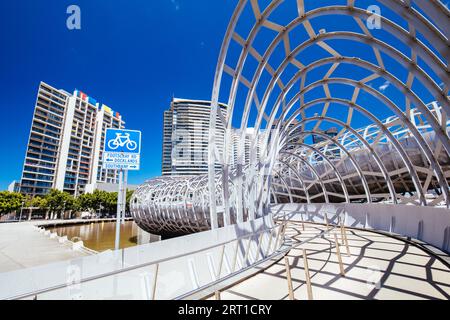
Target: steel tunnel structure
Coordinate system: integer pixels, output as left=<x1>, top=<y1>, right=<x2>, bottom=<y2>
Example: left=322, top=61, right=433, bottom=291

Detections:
left=131, top=0, right=450, bottom=237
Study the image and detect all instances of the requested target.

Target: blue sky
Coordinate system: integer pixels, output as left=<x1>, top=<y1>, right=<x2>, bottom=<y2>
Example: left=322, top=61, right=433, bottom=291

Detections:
left=0, top=0, right=237, bottom=189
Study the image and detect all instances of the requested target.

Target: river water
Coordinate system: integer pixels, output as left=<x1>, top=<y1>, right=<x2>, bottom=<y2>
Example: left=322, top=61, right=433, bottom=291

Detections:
left=48, top=221, right=158, bottom=252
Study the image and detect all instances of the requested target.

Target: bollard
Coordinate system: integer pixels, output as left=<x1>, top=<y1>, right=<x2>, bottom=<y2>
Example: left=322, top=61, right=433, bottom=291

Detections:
left=340, top=223, right=346, bottom=245
left=284, top=256, right=295, bottom=300
left=341, top=224, right=351, bottom=257
left=302, top=249, right=313, bottom=300
left=334, top=234, right=345, bottom=276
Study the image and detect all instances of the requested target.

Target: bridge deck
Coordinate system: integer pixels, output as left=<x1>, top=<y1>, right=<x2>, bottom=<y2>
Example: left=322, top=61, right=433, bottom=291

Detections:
left=215, top=223, right=450, bottom=300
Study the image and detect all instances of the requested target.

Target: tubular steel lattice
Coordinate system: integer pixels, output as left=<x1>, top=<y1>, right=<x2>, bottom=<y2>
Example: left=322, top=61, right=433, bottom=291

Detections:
left=131, top=0, right=450, bottom=236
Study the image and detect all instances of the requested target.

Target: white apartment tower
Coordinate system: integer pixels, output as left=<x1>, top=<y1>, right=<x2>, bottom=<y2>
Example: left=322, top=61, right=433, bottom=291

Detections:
left=229, top=128, right=264, bottom=168
left=162, top=98, right=228, bottom=176
left=20, top=82, right=125, bottom=197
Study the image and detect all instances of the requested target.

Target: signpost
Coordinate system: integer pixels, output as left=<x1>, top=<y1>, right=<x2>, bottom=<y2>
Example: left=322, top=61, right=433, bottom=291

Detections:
left=103, top=128, right=141, bottom=251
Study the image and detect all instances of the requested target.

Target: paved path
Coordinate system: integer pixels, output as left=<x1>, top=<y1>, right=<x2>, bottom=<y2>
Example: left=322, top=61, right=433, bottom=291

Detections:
left=0, top=222, right=88, bottom=273
left=217, top=222, right=450, bottom=300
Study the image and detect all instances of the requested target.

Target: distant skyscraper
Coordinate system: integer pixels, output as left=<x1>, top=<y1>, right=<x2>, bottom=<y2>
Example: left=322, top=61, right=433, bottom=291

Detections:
left=312, top=127, right=338, bottom=144
left=229, top=128, right=264, bottom=168
left=7, top=181, right=20, bottom=193
left=311, top=127, right=340, bottom=160
left=161, top=98, right=228, bottom=176
left=161, top=109, right=174, bottom=175
left=20, top=82, right=125, bottom=197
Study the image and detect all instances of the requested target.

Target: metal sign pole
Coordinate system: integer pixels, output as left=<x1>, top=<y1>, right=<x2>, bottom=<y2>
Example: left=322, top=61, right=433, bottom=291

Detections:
left=115, top=169, right=124, bottom=251
left=122, top=170, right=128, bottom=224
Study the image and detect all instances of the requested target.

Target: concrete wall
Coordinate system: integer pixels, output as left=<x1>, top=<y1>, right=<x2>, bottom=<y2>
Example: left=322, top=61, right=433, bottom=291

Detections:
left=272, top=203, right=450, bottom=253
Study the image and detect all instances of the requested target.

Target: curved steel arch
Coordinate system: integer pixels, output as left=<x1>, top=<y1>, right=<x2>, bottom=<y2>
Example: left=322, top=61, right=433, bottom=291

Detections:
left=247, top=39, right=450, bottom=169
left=263, top=65, right=449, bottom=207
left=285, top=75, right=450, bottom=203
left=209, top=0, right=449, bottom=221
left=211, top=3, right=447, bottom=215
left=283, top=97, right=428, bottom=204
left=284, top=117, right=399, bottom=204
left=281, top=148, right=350, bottom=203
left=276, top=158, right=312, bottom=203
left=131, top=0, right=449, bottom=236
left=215, top=7, right=448, bottom=147
left=281, top=149, right=331, bottom=202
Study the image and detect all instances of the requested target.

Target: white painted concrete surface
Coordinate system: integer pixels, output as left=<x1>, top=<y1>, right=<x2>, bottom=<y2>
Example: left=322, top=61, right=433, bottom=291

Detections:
left=0, top=222, right=88, bottom=273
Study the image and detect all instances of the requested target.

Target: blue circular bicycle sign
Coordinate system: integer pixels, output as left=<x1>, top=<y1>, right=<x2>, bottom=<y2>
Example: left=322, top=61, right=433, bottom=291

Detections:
left=104, top=129, right=141, bottom=154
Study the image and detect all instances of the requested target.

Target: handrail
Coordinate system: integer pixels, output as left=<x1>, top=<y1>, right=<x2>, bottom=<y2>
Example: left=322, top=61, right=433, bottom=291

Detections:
left=6, top=222, right=284, bottom=300
left=175, top=223, right=335, bottom=300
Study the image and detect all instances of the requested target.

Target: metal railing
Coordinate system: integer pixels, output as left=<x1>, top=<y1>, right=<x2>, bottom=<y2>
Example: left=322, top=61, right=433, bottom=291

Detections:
left=178, top=220, right=339, bottom=300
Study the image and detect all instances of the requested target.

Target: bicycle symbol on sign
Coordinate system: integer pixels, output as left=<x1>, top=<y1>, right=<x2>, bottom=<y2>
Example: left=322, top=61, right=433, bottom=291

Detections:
left=107, top=133, right=138, bottom=151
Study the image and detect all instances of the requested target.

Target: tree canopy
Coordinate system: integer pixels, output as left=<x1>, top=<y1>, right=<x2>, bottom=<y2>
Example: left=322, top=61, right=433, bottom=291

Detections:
left=0, top=189, right=135, bottom=218
left=0, top=191, right=24, bottom=216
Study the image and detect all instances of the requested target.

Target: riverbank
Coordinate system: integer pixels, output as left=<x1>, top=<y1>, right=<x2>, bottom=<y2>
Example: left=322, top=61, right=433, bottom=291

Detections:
left=47, top=220, right=160, bottom=252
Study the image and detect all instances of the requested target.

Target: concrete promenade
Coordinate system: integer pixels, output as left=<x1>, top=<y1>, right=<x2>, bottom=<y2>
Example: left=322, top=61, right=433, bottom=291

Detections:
left=0, top=221, right=91, bottom=273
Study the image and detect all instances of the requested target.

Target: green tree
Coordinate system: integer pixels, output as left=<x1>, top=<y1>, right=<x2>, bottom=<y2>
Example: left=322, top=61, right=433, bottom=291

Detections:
left=78, top=190, right=116, bottom=215
left=0, top=192, right=24, bottom=217
left=90, top=190, right=107, bottom=214
left=103, top=191, right=118, bottom=214
left=44, top=189, right=76, bottom=219
left=30, top=196, right=48, bottom=210
left=65, top=194, right=79, bottom=217
left=27, top=196, right=48, bottom=220
left=78, top=192, right=95, bottom=212
left=14, top=189, right=135, bottom=220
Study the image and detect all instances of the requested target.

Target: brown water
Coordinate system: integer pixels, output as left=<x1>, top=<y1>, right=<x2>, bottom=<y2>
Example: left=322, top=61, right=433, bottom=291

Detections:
left=49, top=221, right=153, bottom=252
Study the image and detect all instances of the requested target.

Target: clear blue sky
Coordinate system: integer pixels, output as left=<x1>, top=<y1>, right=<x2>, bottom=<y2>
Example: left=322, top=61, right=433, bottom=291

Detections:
left=0, top=0, right=237, bottom=189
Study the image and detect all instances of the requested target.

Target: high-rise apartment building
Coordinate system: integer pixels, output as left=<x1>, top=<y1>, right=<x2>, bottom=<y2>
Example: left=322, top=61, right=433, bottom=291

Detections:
left=20, top=82, right=125, bottom=197
left=161, top=98, right=228, bottom=176
left=161, top=109, right=174, bottom=175
left=229, top=128, right=264, bottom=168
left=312, top=127, right=338, bottom=144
